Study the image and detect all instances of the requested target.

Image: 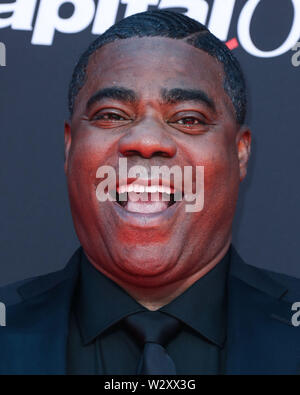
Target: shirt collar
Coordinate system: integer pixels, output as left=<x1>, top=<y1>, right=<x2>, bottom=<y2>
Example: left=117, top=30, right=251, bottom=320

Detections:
left=75, top=247, right=230, bottom=347
left=74, top=254, right=146, bottom=345
left=160, top=249, right=230, bottom=347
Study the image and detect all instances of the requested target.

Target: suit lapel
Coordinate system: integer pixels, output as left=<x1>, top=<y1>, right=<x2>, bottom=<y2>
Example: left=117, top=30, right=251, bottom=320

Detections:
left=1, top=249, right=81, bottom=374
left=226, top=247, right=300, bottom=374
left=2, top=246, right=298, bottom=374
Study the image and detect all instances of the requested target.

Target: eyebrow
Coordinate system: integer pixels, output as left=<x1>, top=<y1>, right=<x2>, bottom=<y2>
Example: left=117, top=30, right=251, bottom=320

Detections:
left=86, top=86, right=138, bottom=111
left=161, top=88, right=216, bottom=111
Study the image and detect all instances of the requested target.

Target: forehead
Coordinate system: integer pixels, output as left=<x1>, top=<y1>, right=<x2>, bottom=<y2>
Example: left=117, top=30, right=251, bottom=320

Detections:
left=76, top=37, right=231, bottom=113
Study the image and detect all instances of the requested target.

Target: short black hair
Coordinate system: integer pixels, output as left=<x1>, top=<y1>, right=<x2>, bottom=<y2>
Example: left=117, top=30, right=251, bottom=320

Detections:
left=68, top=10, right=246, bottom=124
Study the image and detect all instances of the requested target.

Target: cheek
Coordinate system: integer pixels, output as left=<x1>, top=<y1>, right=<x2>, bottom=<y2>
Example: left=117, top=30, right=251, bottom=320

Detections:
left=204, top=148, right=240, bottom=222
left=66, top=139, right=106, bottom=219
left=205, top=147, right=237, bottom=188
left=68, top=128, right=117, bottom=183
left=185, top=135, right=239, bottom=208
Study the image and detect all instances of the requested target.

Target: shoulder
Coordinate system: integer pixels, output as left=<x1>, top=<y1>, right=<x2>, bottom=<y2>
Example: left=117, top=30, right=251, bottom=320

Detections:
left=229, top=246, right=300, bottom=301
left=256, top=267, right=300, bottom=301
left=0, top=277, right=34, bottom=307
left=0, top=248, right=82, bottom=307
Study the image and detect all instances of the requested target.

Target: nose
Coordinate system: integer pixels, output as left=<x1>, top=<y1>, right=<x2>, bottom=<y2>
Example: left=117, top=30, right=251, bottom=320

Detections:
left=118, top=117, right=177, bottom=159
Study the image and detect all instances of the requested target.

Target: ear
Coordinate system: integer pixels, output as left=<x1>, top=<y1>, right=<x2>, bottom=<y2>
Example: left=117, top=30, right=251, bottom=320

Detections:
left=236, top=125, right=251, bottom=181
left=64, top=121, right=72, bottom=174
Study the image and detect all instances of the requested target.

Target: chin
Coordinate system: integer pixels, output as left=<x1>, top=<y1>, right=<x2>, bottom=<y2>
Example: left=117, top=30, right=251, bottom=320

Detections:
left=114, top=251, right=174, bottom=278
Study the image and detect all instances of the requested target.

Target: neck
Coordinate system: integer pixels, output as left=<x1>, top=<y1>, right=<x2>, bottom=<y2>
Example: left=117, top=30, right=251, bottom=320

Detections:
left=87, top=238, right=231, bottom=311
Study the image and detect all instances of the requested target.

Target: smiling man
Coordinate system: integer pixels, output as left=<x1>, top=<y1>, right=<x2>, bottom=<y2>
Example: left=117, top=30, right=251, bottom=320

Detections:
left=0, top=10, right=299, bottom=375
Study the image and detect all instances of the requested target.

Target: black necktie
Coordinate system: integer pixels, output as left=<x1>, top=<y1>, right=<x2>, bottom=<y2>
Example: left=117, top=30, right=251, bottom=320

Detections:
left=123, top=311, right=181, bottom=375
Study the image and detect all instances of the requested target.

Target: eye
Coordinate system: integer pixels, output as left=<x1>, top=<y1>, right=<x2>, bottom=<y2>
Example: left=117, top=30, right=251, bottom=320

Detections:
left=167, top=111, right=212, bottom=135
left=93, top=112, right=127, bottom=121
left=89, top=109, right=132, bottom=128
left=176, top=117, right=205, bottom=126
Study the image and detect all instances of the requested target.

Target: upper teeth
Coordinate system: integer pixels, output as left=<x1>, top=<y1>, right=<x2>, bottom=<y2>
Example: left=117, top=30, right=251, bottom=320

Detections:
left=118, top=184, right=172, bottom=194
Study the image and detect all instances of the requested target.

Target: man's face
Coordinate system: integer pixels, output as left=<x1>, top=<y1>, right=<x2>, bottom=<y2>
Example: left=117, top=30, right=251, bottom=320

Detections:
left=65, top=37, right=250, bottom=287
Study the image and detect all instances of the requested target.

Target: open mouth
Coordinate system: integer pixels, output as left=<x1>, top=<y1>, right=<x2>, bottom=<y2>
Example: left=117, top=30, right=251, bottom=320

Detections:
left=115, top=184, right=180, bottom=214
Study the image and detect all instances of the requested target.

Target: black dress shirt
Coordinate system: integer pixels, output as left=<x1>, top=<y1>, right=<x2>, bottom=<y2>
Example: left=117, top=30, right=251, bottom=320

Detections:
left=67, top=248, right=230, bottom=375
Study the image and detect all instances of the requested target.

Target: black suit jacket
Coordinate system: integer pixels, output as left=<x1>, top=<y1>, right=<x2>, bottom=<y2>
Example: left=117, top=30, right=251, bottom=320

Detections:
left=0, top=246, right=299, bottom=374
